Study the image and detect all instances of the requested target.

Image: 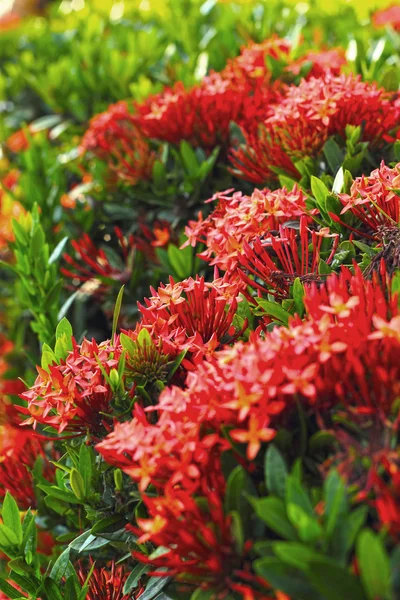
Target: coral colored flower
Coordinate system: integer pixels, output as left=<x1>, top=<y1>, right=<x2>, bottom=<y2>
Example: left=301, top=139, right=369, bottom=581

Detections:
left=373, top=4, right=400, bottom=30
left=6, top=128, right=31, bottom=153
left=231, top=74, right=400, bottom=183
left=61, top=228, right=135, bottom=297
left=21, top=337, right=122, bottom=434
left=230, top=413, right=276, bottom=460
left=367, top=453, right=400, bottom=537
left=130, top=274, right=245, bottom=362
left=80, top=101, right=156, bottom=186
left=338, top=161, right=400, bottom=233
left=133, top=75, right=247, bottom=149
left=78, top=561, right=143, bottom=599
left=0, top=424, right=52, bottom=509
left=238, top=217, right=338, bottom=298
left=184, top=185, right=310, bottom=272
left=286, top=48, right=346, bottom=78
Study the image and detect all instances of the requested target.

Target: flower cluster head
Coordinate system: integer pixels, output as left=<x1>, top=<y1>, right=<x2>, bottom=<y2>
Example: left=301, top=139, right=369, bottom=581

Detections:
left=0, top=403, right=52, bottom=508
left=338, top=161, right=400, bottom=233
left=78, top=560, right=143, bottom=600
left=238, top=218, right=338, bottom=298
left=131, top=273, right=245, bottom=363
left=231, top=74, right=400, bottom=183
left=372, top=4, right=400, bottom=30
left=133, top=75, right=247, bottom=150
left=80, top=101, right=156, bottom=186
left=184, top=185, right=310, bottom=272
left=21, top=337, right=122, bottom=434
left=220, top=35, right=345, bottom=88
left=61, top=227, right=135, bottom=298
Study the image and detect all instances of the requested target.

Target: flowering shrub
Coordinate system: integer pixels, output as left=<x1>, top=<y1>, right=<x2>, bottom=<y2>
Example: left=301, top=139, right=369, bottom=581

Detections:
left=0, top=1, right=400, bottom=599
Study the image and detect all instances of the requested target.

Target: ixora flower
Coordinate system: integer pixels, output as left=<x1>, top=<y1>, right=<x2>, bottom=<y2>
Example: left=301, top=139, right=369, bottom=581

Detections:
left=338, top=161, right=400, bottom=233
left=238, top=217, right=338, bottom=298
left=20, top=337, right=122, bottom=434
left=0, top=418, right=52, bottom=509
left=133, top=74, right=247, bottom=149
left=80, top=101, right=156, bottom=186
left=78, top=561, right=143, bottom=599
left=184, top=185, right=310, bottom=272
left=372, top=3, right=400, bottom=30
left=61, top=228, right=135, bottom=298
left=231, top=74, right=400, bottom=183
left=131, top=274, right=246, bottom=361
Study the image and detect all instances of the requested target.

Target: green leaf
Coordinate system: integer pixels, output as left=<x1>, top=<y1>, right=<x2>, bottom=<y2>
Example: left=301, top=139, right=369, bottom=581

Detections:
left=122, top=565, right=149, bottom=595
left=287, top=504, right=322, bottom=544
left=180, top=141, right=198, bottom=174
left=357, top=529, right=391, bottom=600
left=230, top=510, right=244, bottom=554
left=0, top=579, right=25, bottom=599
left=292, top=278, right=305, bottom=317
left=248, top=496, right=297, bottom=540
left=167, top=244, right=193, bottom=280
left=311, top=176, right=330, bottom=213
left=48, top=236, right=69, bottom=265
left=137, top=327, right=153, bottom=348
left=112, top=285, right=125, bottom=341
left=254, top=557, right=320, bottom=600
left=307, top=559, right=367, bottom=600
left=256, top=299, right=290, bottom=326
left=273, top=541, right=327, bottom=571
left=286, top=475, right=314, bottom=516
left=138, top=572, right=170, bottom=600
left=56, top=317, right=73, bottom=341
left=323, top=138, right=344, bottom=175
left=2, top=493, right=22, bottom=545
left=323, top=470, right=347, bottom=538
left=120, top=332, right=137, bottom=355
left=70, top=469, right=85, bottom=501
left=50, top=548, right=71, bottom=583
left=265, top=445, right=288, bottom=500
left=0, top=524, right=19, bottom=548
left=79, top=444, right=93, bottom=497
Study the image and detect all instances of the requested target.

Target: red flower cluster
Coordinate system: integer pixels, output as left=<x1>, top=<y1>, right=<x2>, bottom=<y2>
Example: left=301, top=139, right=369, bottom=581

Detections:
left=338, top=161, right=400, bottom=233
left=21, top=337, right=122, bottom=434
left=0, top=414, right=52, bottom=509
left=231, top=74, right=400, bottom=183
left=184, top=185, right=309, bottom=272
left=129, top=274, right=245, bottom=363
left=220, top=36, right=345, bottom=88
left=78, top=561, right=143, bottom=600
left=62, top=228, right=135, bottom=297
left=238, top=218, right=338, bottom=298
left=132, top=75, right=247, bottom=150
left=80, top=101, right=156, bottom=186
left=372, top=4, right=400, bottom=30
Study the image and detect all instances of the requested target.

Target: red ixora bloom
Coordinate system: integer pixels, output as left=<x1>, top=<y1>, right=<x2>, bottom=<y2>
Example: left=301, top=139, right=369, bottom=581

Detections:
left=338, top=161, right=400, bottom=233
left=80, top=101, right=156, bottom=186
left=367, top=452, right=400, bottom=538
left=238, top=217, right=338, bottom=298
left=372, top=4, right=400, bottom=30
left=20, top=337, right=122, bottom=434
left=184, top=185, right=310, bottom=273
left=127, top=273, right=246, bottom=365
left=0, top=415, right=53, bottom=509
left=230, top=74, right=400, bottom=184
left=61, top=227, right=135, bottom=298
left=133, top=74, right=247, bottom=150
left=78, top=561, right=143, bottom=600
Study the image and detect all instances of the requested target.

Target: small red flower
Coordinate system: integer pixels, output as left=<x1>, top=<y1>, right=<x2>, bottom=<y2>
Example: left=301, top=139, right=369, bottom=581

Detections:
left=373, top=4, right=400, bottom=30
left=80, top=101, right=156, bottom=186
left=338, top=161, right=400, bottom=233
left=61, top=228, right=135, bottom=298
left=184, top=185, right=310, bottom=273
left=21, top=337, right=122, bottom=434
left=78, top=560, right=143, bottom=599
